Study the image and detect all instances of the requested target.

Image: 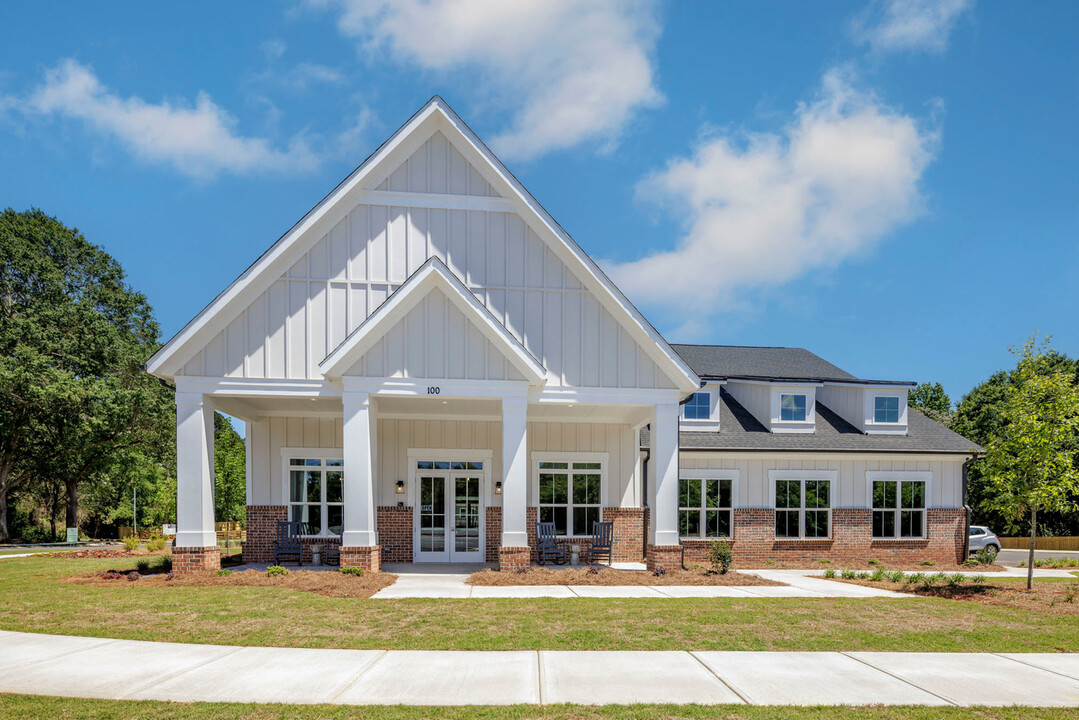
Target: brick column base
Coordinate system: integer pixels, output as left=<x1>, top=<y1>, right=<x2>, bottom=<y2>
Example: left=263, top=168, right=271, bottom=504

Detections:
left=604, top=507, right=646, bottom=562
left=341, top=545, right=381, bottom=572
left=173, top=546, right=221, bottom=574
left=242, top=505, right=287, bottom=564
left=498, top=546, right=530, bottom=572
left=646, top=544, right=682, bottom=573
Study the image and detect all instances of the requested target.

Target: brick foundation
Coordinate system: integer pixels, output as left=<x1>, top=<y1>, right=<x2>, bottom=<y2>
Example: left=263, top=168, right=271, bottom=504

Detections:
left=676, top=508, right=966, bottom=566
left=646, top=544, right=682, bottom=572
left=377, top=506, right=413, bottom=563
left=341, top=545, right=381, bottom=572
left=498, top=546, right=530, bottom=572
left=173, top=546, right=221, bottom=573
left=242, top=505, right=287, bottom=564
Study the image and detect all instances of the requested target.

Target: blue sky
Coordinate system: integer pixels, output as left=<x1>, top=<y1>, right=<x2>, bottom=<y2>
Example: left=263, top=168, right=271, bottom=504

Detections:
left=1, top=0, right=1076, bottom=406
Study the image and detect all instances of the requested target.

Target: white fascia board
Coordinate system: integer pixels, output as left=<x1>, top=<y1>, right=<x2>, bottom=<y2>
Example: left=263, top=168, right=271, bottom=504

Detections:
left=146, top=100, right=448, bottom=380
left=320, top=257, right=547, bottom=384
left=173, top=376, right=339, bottom=398
left=532, top=386, right=683, bottom=406
left=433, top=104, right=700, bottom=395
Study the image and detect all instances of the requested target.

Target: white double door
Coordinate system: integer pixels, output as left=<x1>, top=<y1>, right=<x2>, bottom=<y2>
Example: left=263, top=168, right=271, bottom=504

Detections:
left=415, top=472, right=484, bottom=562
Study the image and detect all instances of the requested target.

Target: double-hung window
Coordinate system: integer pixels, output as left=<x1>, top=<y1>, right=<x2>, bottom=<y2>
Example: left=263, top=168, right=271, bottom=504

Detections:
left=537, top=461, right=602, bottom=536
left=679, top=477, right=733, bottom=538
left=684, top=392, right=711, bottom=420
left=871, top=474, right=927, bottom=538
left=874, top=396, right=900, bottom=423
left=780, top=394, right=807, bottom=422
left=774, top=475, right=831, bottom=539
left=288, top=457, right=343, bottom=536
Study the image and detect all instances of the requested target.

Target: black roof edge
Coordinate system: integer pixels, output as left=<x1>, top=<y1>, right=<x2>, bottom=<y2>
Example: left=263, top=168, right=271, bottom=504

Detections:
left=671, top=447, right=980, bottom=456
left=700, top=375, right=917, bottom=386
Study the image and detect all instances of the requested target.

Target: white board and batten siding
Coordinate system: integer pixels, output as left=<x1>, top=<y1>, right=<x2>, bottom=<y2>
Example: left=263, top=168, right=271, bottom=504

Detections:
left=680, top=452, right=966, bottom=509
left=248, top=415, right=640, bottom=509
left=178, top=132, right=674, bottom=391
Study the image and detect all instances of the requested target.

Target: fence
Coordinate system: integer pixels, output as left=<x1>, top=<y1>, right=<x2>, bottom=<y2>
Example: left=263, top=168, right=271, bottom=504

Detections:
left=118, top=522, right=246, bottom=542
left=999, top=536, right=1079, bottom=551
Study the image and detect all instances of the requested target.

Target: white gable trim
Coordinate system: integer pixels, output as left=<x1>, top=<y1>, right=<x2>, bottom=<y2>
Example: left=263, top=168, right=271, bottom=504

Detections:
left=147, top=97, right=700, bottom=393
left=320, top=257, right=547, bottom=385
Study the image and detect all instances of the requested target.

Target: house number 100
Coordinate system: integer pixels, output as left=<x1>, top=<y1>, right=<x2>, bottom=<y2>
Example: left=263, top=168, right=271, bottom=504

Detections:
left=427, top=386, right=440, bottom=395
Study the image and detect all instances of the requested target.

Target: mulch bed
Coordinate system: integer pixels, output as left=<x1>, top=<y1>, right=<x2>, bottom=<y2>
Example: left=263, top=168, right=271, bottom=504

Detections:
left=749, top=559, right=1004, bottom=572
left=467, top=566, right=782, bottom=586
left=829, top=577, right=1079, bottom=615
left=67, top=568, right=398, bottom=599
left=41, top=549, right=140, bottom=559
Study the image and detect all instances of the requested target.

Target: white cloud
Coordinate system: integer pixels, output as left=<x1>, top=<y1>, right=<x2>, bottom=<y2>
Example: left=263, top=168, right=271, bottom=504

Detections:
left=311, top=0, right=663, bottom=160
left=852, top=0, right=973, bottom=53
left=20, top=59, right=319, bottom=178
left=607, top=69, right=938, bottom=330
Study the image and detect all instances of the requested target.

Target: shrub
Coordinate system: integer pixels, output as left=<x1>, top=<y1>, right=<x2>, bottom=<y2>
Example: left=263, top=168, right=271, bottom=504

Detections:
left=886, top=570, right=905, bottom=583
left=963, top=558, right=979, bottom=567
left=158, top=556, right=172, bottom=573
left=823, top=568, right=836, bottom=578
left=135, top=559, right=151, bottom=573
left=101, top=571, right=124, bottom=580
left=588, top=564, right=603, bottom=575
left=122, top=536, right=141, bottom=552
left=855, top=571, right=871, bottom=580
left=709, top=540, right=733, bottom=575
left=651, top=566, right=666, bottom=577
left=946, top=573, right=965, bottom=588
left=971, top=574, right=987, bottom=584
left=216, top=569, right=233, bottom=577
left=764, top=559, right=777, bottom=566
left=867, top=559, right=880, bottom=566
left=920, top=560, right=935, bottom=567
left=906, top=572, right=925, bottom=586
left=870, top=567, right=885, bottom=582
left=266, top=565, right=289, bottom=577
left=973, top=546, right=998, bottom=565
left=840, top=569, right=857, bottom=579
left=818, top=559, right=831, bottom=564
left=340, top=567, right=364, bottom=576
left=126, top=571, right=140, bottom=582
left=146, top=536, right=166, bottom=552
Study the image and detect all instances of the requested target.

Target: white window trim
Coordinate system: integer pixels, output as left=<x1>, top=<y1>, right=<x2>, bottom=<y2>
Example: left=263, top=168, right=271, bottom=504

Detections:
left=768, top=469, right=835, bottom=540
left=531, top=451, right=609, bottom=538
left=864, top=389, right=909, bottom=434
left=681, top=384, right=721, bottom=431
left=769, top=385, right=817, bottom=433
left=406, top=448, right=495, bottom=506
left=678, top=469, right=739, bottom=539
left=866, top=470, right=932, bottom=540
left=279, top=447, right=344, bottom=539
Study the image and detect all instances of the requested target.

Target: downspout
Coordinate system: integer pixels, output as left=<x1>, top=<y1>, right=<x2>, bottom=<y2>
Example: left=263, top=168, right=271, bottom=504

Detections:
left=641, top=445, right=650, bottom=562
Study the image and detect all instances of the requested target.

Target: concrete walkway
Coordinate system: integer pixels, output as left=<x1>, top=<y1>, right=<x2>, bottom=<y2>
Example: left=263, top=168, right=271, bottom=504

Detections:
left=0, top=631, right=1076, bottom=706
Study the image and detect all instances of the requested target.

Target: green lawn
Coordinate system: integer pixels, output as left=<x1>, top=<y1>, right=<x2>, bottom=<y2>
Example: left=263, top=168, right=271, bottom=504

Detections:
left=0, top=555, right=1076, bottom=653
left=1, top=696, right=1075, bottom=720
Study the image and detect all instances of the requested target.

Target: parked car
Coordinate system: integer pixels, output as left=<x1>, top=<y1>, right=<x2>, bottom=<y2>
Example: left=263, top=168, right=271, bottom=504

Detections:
left=969, top=525, right=1001, bottom=554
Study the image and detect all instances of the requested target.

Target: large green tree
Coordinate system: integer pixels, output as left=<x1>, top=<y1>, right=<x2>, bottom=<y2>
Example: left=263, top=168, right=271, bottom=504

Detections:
left=214, top=412, right=246, bottom=551
left=907, top=381, right=953, bottom=427
left=979, top=336, right=1079, bottom=588
left=0, top=208, right=169, bottom=541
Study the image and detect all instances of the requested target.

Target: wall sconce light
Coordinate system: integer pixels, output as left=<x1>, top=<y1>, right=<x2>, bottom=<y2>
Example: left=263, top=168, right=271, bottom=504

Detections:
left=494, top=481, right=503, bottom=495
left=395, top=480, right=405, bottom=495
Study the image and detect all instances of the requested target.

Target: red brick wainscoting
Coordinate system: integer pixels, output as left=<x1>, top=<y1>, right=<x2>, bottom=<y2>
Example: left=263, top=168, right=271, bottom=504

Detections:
left=173, top=546, right=221, bottom=573
left=377, top=506, right=413, bottom=563
left=341, top=545, right=381, bottom=572
left=485, top=506, right=502, bottom=563
left=242, top=505, right=287, bottom=564
left=604, top=507, right=646, bottom=562
left=677, top=508, right=967, bottom=565
left=498, top=546, right=530, bottom=572
left=646, top=544, right=682, bottom=573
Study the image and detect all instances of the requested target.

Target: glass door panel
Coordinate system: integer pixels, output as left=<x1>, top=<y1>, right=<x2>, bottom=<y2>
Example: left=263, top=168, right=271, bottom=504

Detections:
left=453, top=476, right=481, bottom=557
left=418, top=476, right=446, bottom=554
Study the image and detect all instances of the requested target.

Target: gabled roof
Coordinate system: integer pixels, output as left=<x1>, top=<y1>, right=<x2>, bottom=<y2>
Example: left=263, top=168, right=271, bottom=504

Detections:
left=147, top=96, right=699, bottom=392
left=671, top=344, right=913, bottom=385
left=320, top=257, right=546, bottom=383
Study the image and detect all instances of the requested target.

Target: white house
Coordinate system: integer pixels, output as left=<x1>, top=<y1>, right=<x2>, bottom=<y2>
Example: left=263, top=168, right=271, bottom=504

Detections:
left=147, top=98, right=978, bottom=573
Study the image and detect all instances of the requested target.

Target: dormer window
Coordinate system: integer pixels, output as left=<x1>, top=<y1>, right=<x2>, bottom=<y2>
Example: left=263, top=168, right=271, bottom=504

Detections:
left=684, top=392, right=710, bottom=420
left=874, top=396, right=900, bottom=423
left=780, top=394, right=807, bottom=422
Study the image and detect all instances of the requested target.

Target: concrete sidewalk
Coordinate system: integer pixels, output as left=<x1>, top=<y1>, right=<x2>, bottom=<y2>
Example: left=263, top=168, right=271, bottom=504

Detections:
left=0, top=631, right=1077, bottom=706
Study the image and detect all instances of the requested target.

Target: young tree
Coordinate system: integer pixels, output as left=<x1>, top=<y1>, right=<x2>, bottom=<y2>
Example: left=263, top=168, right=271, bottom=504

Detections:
left=980, top=335, right=1079, bottom=589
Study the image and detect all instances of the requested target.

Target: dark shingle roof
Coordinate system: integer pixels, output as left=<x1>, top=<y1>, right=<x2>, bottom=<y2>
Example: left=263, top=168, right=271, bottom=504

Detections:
left=646, top=389, right=980, bottom=454
left=670, top=344, right=858, bottom=382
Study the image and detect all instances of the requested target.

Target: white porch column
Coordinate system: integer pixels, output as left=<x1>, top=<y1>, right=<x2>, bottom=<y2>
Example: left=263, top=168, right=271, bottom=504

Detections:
left=500, top=395, right=529, bottom=548
left=341, top=389, right=378, bottom=548
left=650, top=401, right=681, bottom=547
left=175, top=391, right=216, bottom=548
